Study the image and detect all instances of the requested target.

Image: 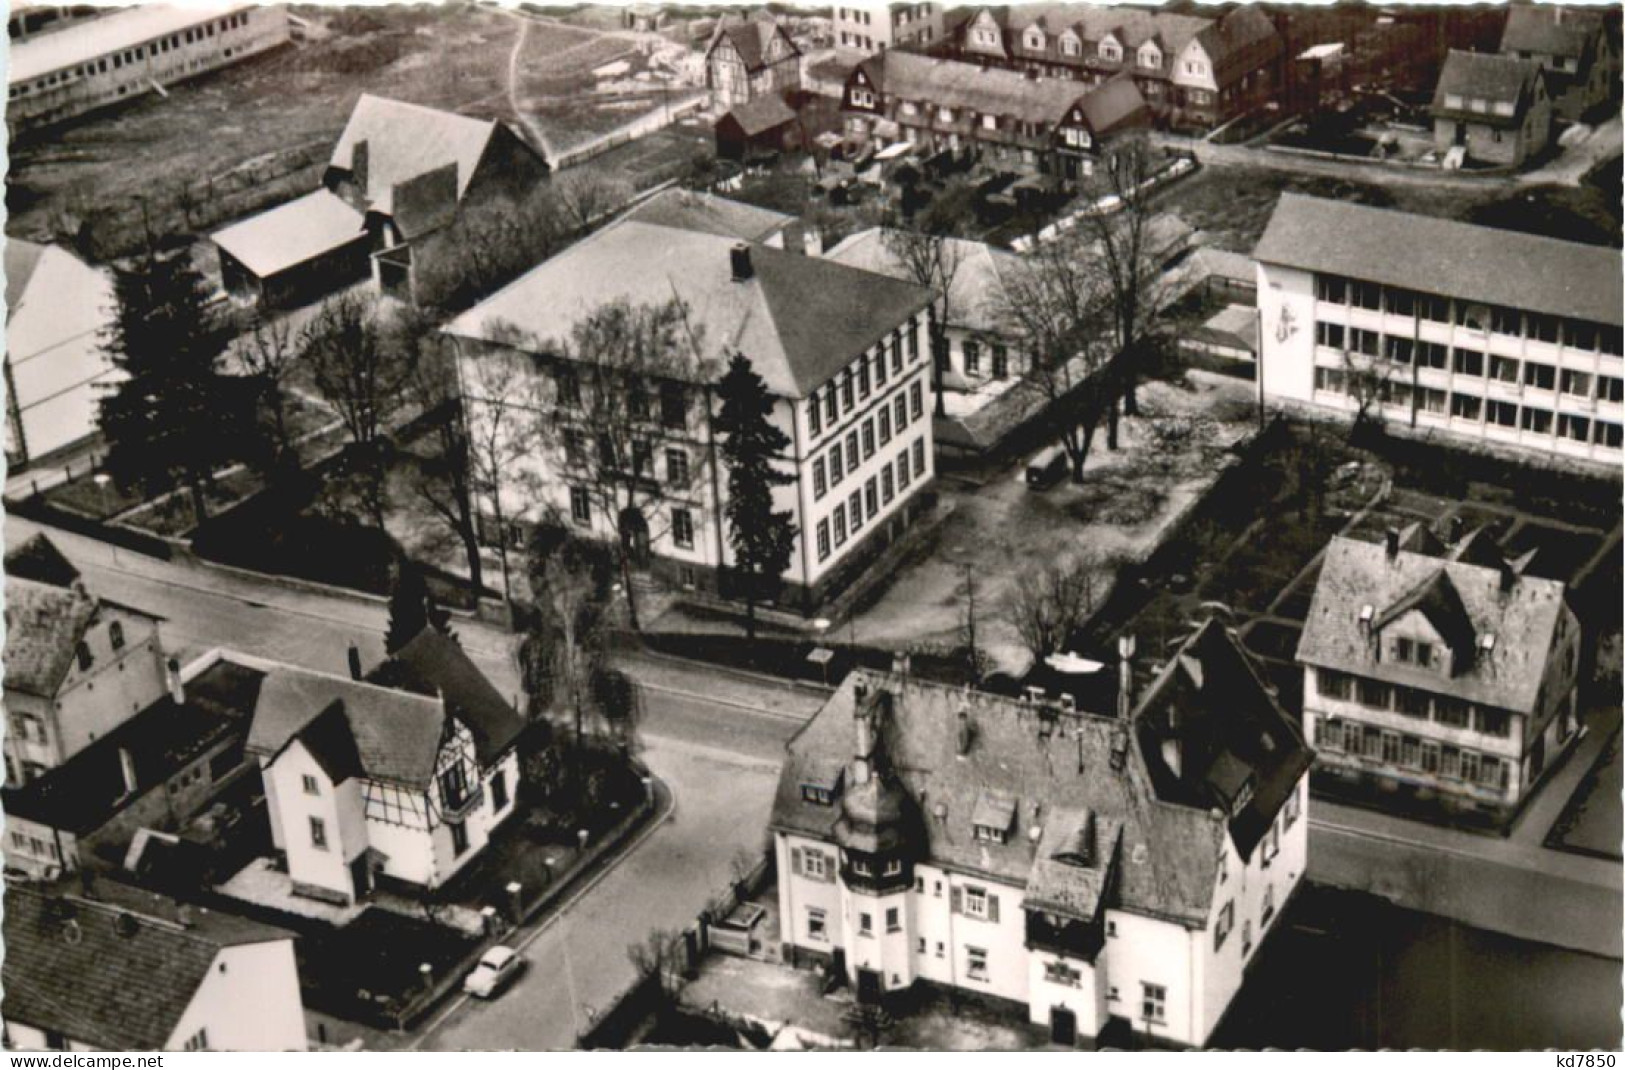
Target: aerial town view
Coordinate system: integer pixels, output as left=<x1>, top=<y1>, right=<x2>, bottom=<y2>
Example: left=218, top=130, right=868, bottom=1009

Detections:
left=1, top=0, right=1621, bottom=1054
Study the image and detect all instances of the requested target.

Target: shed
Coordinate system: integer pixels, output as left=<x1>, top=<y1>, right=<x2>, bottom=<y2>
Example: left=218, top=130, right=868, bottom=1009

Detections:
left=715, top=95, right=801, bottom=161
left=211, top=190, right=370, bottom=310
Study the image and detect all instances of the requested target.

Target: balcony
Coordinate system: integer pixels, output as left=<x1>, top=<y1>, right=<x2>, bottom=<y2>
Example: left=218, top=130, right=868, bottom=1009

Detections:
left=1025, top=911, right=1103, bottom=961
left=440, top=783, right=485, bottom=822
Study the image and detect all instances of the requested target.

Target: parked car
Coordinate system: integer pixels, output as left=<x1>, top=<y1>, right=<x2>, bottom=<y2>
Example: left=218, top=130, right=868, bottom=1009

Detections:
left=463, top=946, right=525, bottom=998
left=1025, top=444, right=1069, bottom=489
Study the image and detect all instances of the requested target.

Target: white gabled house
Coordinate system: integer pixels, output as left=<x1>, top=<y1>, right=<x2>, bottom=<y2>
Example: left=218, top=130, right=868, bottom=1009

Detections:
left=771, top=620, right=1313, bottom=1048
left=243, top=630, right=525, bottom=905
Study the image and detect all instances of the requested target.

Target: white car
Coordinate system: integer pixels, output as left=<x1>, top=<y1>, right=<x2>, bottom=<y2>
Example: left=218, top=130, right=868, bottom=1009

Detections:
left=463, top=945, right=525, bottom=999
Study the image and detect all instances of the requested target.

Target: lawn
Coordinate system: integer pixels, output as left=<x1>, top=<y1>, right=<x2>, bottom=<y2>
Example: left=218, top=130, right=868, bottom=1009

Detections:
left=7, top=4, right=526, bottom=259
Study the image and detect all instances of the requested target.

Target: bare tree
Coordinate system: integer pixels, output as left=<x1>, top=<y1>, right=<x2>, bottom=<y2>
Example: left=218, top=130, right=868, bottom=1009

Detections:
left=236, top=313, right=302, bottom=462
left=300, top=292, right=416, bottom=450
left=536, top=298, right=714, bottom=632
left=527, top=525, right=613, bottom=753
left=627, top=927, right=687, bottom=1018
left=553, top=170, right=633, bottom=232
left=415, top=186, right=570, bottom=312
left=1004, top=551, right=1098, bottom=662
left=1340, top=348, right=1398, bottom=441
left=882, top=224, right=965, bottom=418
left=402, top=315, right=485, bottom=595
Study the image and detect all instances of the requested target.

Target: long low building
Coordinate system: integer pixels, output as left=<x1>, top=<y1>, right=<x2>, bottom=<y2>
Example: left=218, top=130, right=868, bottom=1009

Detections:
left=1253, top=193, right=1624, bottom=467
left=7, top=4, right=291, bottom=132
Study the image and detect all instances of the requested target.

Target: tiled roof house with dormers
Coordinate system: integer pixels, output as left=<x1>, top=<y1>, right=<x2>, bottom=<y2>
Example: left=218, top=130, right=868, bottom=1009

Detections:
left=1297, top=524, right=1582, bottom=822
left=770, top=619, right=1313, bottom=1048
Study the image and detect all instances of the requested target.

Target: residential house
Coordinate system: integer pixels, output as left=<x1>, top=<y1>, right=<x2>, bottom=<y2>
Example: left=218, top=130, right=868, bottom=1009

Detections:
left=324, top=94, right=551, bottom=306
left=949, top=4, right=1283, bottom=131
left=615, top=186, right=816, bottom=253
left=4, top=576, right=171, bottom=787
left=244, top=632, right=525, bottom=905
left=1297, top=527, right=1582, bottom=821
left=716, top=94, right=804, bottom=161
left=834, top=3, right=946, bottom=53
left=3, top=880, right=305, bottom=1051
left=1253, top=194, right=1624, bottom=466
left=211, top=189, right=371, bottom=310
left=3, top=240, right=121, bottom=469
left=1499, top=4, right=1620, bottom=123
left=824, top=227, right=1028, bottom=397
left=705, top=16, right=803, bottom=109
left=1, top=653, right=262, bottom=879
left=6, top=5, right=289, bottom=132
left=444, top=218, right=936, bottom=612
left=842, top=51, right=1150, bottom=184
left=1430, top=50, right=1551, bottom=168
left=772, top=620, right=1313, bottom=1047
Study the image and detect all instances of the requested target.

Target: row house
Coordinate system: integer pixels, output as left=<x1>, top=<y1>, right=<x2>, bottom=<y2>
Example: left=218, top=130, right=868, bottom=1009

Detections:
left=3, top=881, right=306, bottom=1051
left=842, top=51, right=1150, bottom=184
left=444, top=217, right=936, bottom=612
left=772, top=620, right=1313, bottom=1047
left=1499, top=4, right=1620, bottom=124
left=1429, top=50, right=1552, bottom=168
left=6, top=5, right=289, bottom=132
left=1253, top=194, right=1624, bottom=468
left=1297, top=527, right=1581, bottom=822
left=705, top=16, right=802, bottom=109
left=244, top=630, right=525, bottom=905
left=834, top=3, right=946, bottom=53
left=4, top=574, right=170, bottom=788
left=948, top=4, right=1282, bottom=131
left=1, top=652, right=261, bottom=880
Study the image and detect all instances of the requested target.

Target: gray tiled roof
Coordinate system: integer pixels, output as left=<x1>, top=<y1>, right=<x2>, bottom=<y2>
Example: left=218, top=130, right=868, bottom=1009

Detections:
left=376, top=629, right=525, bottom=767
left=858, top=50, right=1103, bottom=128
left=444, top=220, right=932, bottom=398
left=1252, top=193, right=1624, bottom=327
left=210, top=189, right=366, bottom=279
left=618, top=188, right=793, bottom=243
left=1500, top=5, right=1608, bottom=60
left=4, top=576, right=97, bottom=697
left=1296, top=536, right=1570, bottom=714
left=329, top=94, right=498, bottom=208
left=721, top=94, right=799, bottom=137
left=3, top=881, right=291, bottom=1051
left=824, top=227, right=1025, bottom=335
left=4, top=533, right=81, bottom=588
left=1431, top=50, right=1541, bottom=126
left=709, top=17, right=796, bottom=73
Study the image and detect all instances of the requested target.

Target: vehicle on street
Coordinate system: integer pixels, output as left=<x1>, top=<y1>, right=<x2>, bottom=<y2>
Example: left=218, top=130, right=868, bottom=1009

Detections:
left=463, top=946, right=525, bottom=999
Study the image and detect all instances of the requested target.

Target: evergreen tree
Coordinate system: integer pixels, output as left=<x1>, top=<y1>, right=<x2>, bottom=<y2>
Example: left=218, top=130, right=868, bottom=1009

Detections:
left=97, top=246, right=250, bottom=523
left=385, top=560, right=432, bottom=653
left=714, top=353, right=797, bottom=642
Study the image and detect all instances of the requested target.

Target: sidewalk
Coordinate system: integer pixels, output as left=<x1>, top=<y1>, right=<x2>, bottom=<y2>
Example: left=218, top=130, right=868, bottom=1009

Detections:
left=611, top=648, right=830, bottom=723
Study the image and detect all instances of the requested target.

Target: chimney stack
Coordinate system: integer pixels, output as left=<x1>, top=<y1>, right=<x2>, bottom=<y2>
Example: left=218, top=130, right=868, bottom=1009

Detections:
left=730, top=243, right=754, bottom=281
left=1447, top=515, right=1464, bottom=544
left=347, top=643, right=363, bottom=681
left=1117, top=634, right=1137, bottom=720
left=1384, top=527, right=1400, bottom=560
left=352, top=139, right=370, bottom=195
left=1080, top=811, right=1097, bottom=867
left=118, top=746, right=138, bottom=798
left=1498, top=562, right=1517, bottom=594
left=165, top=657, right=184, bottom=705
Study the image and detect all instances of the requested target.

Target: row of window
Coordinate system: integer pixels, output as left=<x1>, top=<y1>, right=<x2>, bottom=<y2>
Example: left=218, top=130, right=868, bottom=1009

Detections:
left=1316, top=669, right=1512, bottom=736
left=10, top=12, right=254, bottom=99
left=814, top=441, right=925, bottom=562
left=812, top=382, right=923, bottom=498
left=1315, top=321, right=1624, bottom=400
left=1314, top=274, right=1625, bottom=355
left=566, top=488, right=697, bottom=551
left=562, top=432, right=692, bottom=487
left=963, top=339, right=1012, bottom=378
left=7, top=830, right=61, bottom=862
left=807, top=325, right=920, bottom=440
left=1213, top=881, right=1276, bottom=956
left=1312, top=367, right=1625, bottom=448
left=1316, top=718, right=1512, bottom=792
left=555, top=371, right=689, bottom=429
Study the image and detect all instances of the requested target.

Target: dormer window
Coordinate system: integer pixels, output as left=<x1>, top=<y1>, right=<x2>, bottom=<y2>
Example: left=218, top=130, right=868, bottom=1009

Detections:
left=1024, top=29, right=1044, bottom=50
left=1392, top=637, right=1435, bottom=669
left=801, top=786, right=834, bottom=805
left=1139, top=45, right=1160, bottom=69
left=939, top=106, right=954, bottom=123
left=971, top=789, right=1015, bottom=845
left=852, top=856, right=874, bottom=876
left=973, top=823, right=1008, bottom=844
left=1100, top=40, right=1121, bottom=62
left=1061, top=34, right=1080, bottom=56
left=1445, top=93, right=1464, bottom=109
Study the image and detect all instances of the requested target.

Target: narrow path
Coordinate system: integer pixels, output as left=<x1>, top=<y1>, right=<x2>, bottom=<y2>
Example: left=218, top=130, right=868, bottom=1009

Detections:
left=503, top=17, right=558, bottom=163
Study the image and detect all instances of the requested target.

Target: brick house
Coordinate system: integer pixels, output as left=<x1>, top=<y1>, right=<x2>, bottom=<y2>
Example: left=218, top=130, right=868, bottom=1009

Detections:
left=1430, top=50, right=1551, bottom=168
left=771, top=620, right=1313, bottom=1047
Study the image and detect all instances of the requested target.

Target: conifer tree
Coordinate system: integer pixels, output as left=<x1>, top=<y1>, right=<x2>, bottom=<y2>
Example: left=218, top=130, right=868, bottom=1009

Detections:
left=715, top=353, right=797, bottom=642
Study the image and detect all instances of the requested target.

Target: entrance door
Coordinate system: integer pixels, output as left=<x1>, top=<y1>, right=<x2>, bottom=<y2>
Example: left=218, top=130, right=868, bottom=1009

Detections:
left=856, top=967, right=883, bottom=1005
left=1454, top=122, right=1467, bottom=147
left=350, top=853, right=373, bottom=899
left=619, top=509, right=651, bottom=570
left=1051, top=1006, right=1078, bottom=1046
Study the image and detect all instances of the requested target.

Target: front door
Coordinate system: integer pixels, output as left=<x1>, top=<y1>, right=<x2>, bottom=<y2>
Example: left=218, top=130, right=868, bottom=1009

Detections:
left=856, top=967, right=883, bottom=1005
left=350, top=853, right=373, bottom=899
left=1454, top=121, right=1467, bottom=147
left=1051, top=1006, right=1078, bottom=1046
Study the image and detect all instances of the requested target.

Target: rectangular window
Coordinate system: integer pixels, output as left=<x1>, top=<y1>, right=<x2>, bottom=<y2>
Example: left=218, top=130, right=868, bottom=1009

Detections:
left=878, top=406, right=892, bottom=444
left=1316, top=276, right=1347, bottom=304
left=1381, top=731, right=1402, bottom=764
left=1450, top=393, right=1482, bottom=421
left=1142, top=983, right=1167, bottom=1023
left=865, top=477, right=879, bottom=517
left=881, top=466, right=895, bottom=504
left=1528, top=314, right=1561, bottom=344
left=1599, top=376, right=1623, bottom=403
left=830, top=442, right=844, bottom=484
left=1420, top=387, right=1447, bottom=414
left=666, top=448, right=690, bottom=487
left=1351, top=280, right=1383, bottom=310
left=886, top=907, right=901, bottom=932
left=813, top=458, right=828, bottom=499
left=849, top=490, right=864, bottom=532
left=310, top=817, right=328, bottom=850
left=1480, top=755, right=1505, bottom=790
left=1521, top=406, right=1553, bottom=435
left=833, top=505, right=848, bottom=546
left=1598, top=420, right=1624, bottom=448
left=1317, top=669, right=1351, bottom=699
left=965, top=339, right=982, bottom=374
left=1523, top=362, right=1557, bottom=391
left=1385, top=337, right=1413, bottom=365
left=1559, top=413, right=1592, bottom=442
left=661, top=384, right=687, bottom=429
left=1453, top=348, right=1484, bottom=377
left=842, top=374, right=856, bottom=412
left=570, top=486, right=591, bottom=525
left=826, top=389, right=839, bottom=424
left=1349, top=327, right=1380, bottom=357
left=859, top=912, right=873, bottom=935
left=1561, top=369, right=1594, bottom=398
left=1488, top=399, right=1519, bottom=427
left=1490, top=355, right=1520, bottom=383
left=1387, top=288, right=1417, bottom=317
left=846, top=431, right=859, bottom=471
left=817, top=519, right=831, bottom=561
left=967, top=946, right=989, bottom=981
left=912, top=439, right=926, bottom=479
left=808, top=907, right=828, bottom=941
left=1314, top=366, right=1346, bottom=394
left=1316, top=322, right=1345, bottom=349
left=491, top=769, right=510, bottom=811
left=302, top=774, right=320, bottom=795
left=859, top=356, right=872, bottom=399
left=1357, top=679, right=1391, bottom=710
left=672, top=508, right=694, bottom=550
left=862, top=420, right=876, bottom=460
left=898, top=450, right=911, bottom=487
left=910, top=381, right=924, bottom=420
left=963, top=885, right=988, bottom=918
left=992, top=345, right=1009, bottom=379
left=1435, top=696, right=1471, bottom=728
left=1401, top=734, right=1421, bottom=769
left=1476, top=708, right=1511, bottom=737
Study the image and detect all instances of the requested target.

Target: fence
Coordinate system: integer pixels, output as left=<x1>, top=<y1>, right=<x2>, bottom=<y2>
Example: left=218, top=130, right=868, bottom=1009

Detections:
left=552, top=93, right=709, bottom=170
left=1009, top=155, right=1198, bottom=253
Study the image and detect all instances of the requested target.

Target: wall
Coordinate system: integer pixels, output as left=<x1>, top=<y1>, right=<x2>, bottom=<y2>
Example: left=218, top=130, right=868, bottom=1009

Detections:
left=52, top=608, right=169, bottom=763
left=267, top=741, right=359, bottom=901
left=1102, top=907, right=1195, bottom=1045
left=165, top=941, right=307, bottom=1051
left=1255, top=261, right=1319, bottom=406
left=1026, top=949, right=1103, bottom=1040
left=3, top=814, right=75, bottom=878
left=363, top=786, right=436, bottom=887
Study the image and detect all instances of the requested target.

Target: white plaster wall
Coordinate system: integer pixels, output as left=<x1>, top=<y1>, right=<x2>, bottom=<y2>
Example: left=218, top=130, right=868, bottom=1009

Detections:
left=164, top=942, right=307, bottom=1051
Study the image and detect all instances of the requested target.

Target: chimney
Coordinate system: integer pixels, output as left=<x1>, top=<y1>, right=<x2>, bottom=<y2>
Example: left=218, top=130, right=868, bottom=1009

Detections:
left=1358, top=604, right=1374, bottom=635
left=1447, top=515, right=1464, bottom=544
left=956, top=710, right=973, bottom=756
left=165, top=657, right=184, bottom=705
left=853, top=685, right=875, bottom=784
left=175, top=903, right=193, bottom=929
left=730, top=243, right=754, bottom=281
left=347, top=643, right=363, bottom=681
left=1384, top=527, right=1400, bottom=560
left=1080, top=811, right=1097, bottom=867
left=118, top=746, right=138, bottom=797
left=1116, top=634, right=1137, bottom=720
left=352, top=139, right=370, bottom=194
left=1498, top=562, right=1517, bottom=594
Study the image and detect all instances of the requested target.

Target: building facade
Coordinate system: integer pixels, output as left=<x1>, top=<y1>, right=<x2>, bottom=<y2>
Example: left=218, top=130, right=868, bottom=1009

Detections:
left=1297, top=529, right=1582, bottom=821
left=834, top=3, right=945, bottom=53
left=842, top=51, right=1149, bottom=183
left=4, top=577, right=170, bottom=787
left=705, top=17, right=803, bottom=109
left=1499, top=4, right=1620, bottom=123
left=1430, top=50, right=1551, bottom=168
left=244, top=635, right=525, bottom=905
left=772, top=621, right=1313, bottom=1047
left=1254, top=194, right=1624, bottom=467
left=947, top=4, right=1282, bottom=131
left=444, top=218, right=936, bottom=612
left=6, top=5, right=289, bottom=131
left=3, top=882, right=306, bottom=1051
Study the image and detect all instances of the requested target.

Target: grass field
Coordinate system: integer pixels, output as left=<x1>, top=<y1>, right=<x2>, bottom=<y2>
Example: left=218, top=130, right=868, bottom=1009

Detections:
left=7, top=4, right=526, bottom=259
